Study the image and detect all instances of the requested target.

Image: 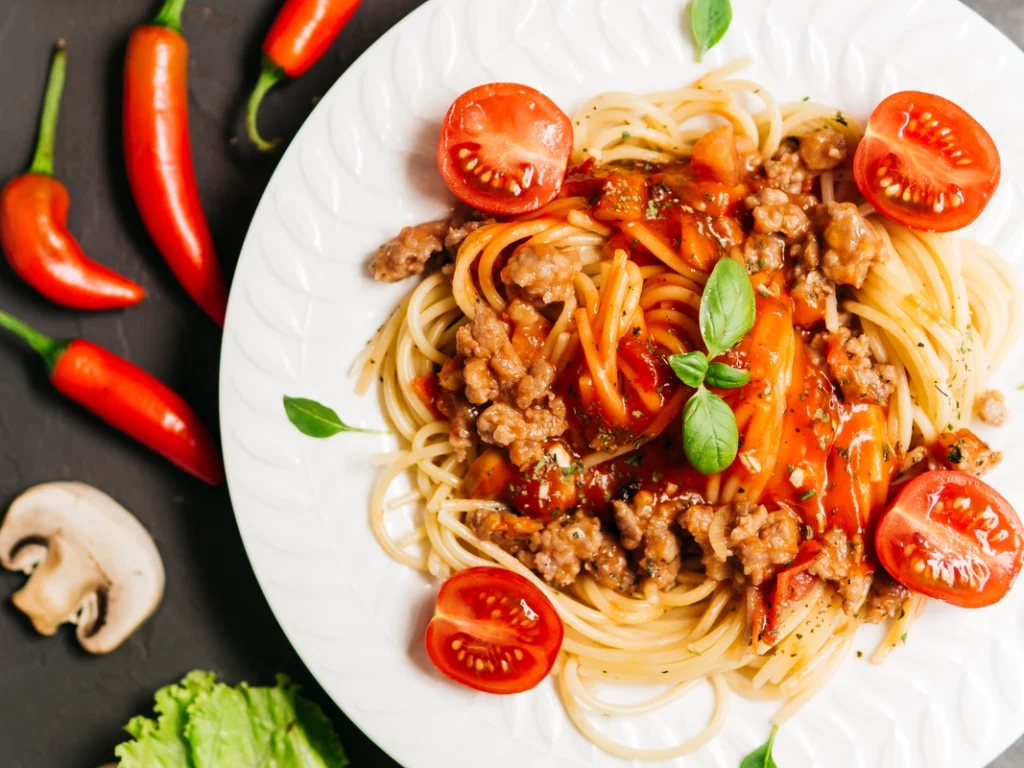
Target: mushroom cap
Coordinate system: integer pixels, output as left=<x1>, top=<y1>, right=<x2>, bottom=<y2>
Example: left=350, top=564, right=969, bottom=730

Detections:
left=0, top=482, right=165, bottom=654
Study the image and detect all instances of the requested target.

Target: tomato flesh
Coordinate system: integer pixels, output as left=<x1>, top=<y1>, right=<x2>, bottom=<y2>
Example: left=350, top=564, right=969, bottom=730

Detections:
left=425, top=566, right=563, bottom=694
left=853, top=91, right=1000, bottom=232
left=875, top=471, right=1024, bottom=608
left=437, top=83, right=573, bottom=215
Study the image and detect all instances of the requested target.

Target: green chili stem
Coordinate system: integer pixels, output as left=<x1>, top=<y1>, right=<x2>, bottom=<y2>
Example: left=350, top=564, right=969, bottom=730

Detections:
left=152, top=0, right=187, bottom=33
left=28, top=41, right=68, bottom=177
left=0, top=310, right=64, bottom=371
left=246, top=61, right=284, bottom=152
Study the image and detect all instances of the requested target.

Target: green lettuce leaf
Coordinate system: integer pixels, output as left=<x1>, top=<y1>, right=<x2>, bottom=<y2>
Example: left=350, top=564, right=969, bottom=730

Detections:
left=112, top=672, right=346, bottom=768
left=185, top=675, right=347, bottom=768
left=114, top=670, right=216, bottom=768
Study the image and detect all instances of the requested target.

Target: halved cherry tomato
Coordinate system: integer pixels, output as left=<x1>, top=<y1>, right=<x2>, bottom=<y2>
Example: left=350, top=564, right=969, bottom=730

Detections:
left=437, top=83, right=573, bottom=215
left=875, top=470, right=1024, bottom=608
left=853, top=91, right=1000, bottom=232
left=425, top=566, right=564, bottom=694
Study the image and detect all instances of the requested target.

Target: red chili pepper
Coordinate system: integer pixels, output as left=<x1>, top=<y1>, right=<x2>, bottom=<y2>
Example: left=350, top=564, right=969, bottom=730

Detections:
left=246, top=0, right=363, bottom=151
left=124, top=0, right=228, bottom=326
left=0, top=309, right=224, bottom=485
left=0, top=43, right=145, bottom=311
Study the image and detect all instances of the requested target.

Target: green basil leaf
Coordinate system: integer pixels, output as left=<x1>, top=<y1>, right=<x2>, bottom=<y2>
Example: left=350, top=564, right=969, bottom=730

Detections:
left=699, top=257, right=755, bottom=359
left=668, top=351, right=709, bottom=388
left=690, top=0, right=733, bottom=63
left=682, top=387, right=738, bottom=475
left=705, top=362, right=751, bottom=389
left=283, top=396, right=386, bottom=438
left=740, top=725, right=780, bottom=768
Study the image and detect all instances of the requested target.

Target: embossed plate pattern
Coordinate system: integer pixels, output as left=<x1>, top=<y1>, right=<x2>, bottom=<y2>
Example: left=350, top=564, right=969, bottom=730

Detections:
left=220, top=1, right=1024, bottom=765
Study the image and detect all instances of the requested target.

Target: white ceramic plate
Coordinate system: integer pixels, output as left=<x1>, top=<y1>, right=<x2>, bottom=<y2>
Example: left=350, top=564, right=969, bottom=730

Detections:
left=220, top=1, right=1024, bottom=765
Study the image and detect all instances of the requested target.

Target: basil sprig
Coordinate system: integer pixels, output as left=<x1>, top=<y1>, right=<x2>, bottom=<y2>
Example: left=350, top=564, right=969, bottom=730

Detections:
left=667, top=258, right=755, bottom=475
left=690, top=0, right=733, bottom=63
left=283, top=395, right=387, bottom=438
left=740, top=725, right=780, bottom=768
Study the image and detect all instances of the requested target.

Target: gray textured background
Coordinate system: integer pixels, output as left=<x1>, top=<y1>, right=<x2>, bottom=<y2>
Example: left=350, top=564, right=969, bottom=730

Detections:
left=0, top=1, right=1019, bottom=766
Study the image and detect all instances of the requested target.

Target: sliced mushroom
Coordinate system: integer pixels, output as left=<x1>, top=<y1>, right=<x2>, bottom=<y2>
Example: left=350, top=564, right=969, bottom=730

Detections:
left=0, top=482, right=165, bottom=654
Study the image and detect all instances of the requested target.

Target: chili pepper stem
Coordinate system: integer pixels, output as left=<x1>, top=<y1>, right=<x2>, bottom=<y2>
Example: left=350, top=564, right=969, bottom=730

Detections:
left=0, top=309, right=64, bottom=371
left=28, top=41, right=68, bottom=177
left=246, top=62, right=284, bottom=152
left=152, top=0, right=187, bottom=33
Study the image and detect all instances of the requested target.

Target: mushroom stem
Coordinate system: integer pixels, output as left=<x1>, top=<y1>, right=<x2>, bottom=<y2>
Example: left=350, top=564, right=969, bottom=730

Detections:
left=12, top=536, right=106, bottom=635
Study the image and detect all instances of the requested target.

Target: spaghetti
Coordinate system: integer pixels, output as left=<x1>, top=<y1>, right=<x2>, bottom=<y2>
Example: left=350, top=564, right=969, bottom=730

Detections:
left=356, top=59, right=1020, bottom=760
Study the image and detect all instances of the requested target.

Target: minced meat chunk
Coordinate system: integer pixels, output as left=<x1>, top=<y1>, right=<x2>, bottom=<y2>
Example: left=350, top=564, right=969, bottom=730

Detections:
left=818, top=326, right=897, bottom=405
left=500, top=244, right=581, bottom=307
left=729, top=505, right=801, bottom=586
left=437, top=390, right=478, bottom=463
left=815, top=202, right=885, bottom=288
left=743, top=234, right=785, bottom=273
left=440, top=303, right=565, bottom=466
left=477, top=401, right=568, bottom=468
left=585, top=532, right=636, bottom=593
left=808, top=528, right=870, bottom=614
left=679, top=502, right=800, bottom=586
left=861, top=571, right=910, bottom=623
left=798, top=129, right=848, bottom=171
left=455, top=306, right=525, bottom=402
left=746, top=188, right=810, bottom=240
left=369, top=219, right=447, bottom=282
left=764, top=144, right=814, bottom=195
left=516, top=360, right=556, bottom=410
left=469, top=509, right=632, bottom=591
left=613, top=491, right=683, bottom=590
left=467, top=508, right=544, bottom=556
left=933, top=428, right=1002, bottom=476
left=520, top=512, right=603, bottom=588
left=976, top=389, right=1008, bottom=427
left=444, top=214, right=493, bottom=254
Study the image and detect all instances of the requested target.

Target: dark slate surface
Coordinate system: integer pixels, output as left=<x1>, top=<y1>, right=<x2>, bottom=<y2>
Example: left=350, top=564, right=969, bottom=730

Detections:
left=0, top=1, right=1018, bottom=767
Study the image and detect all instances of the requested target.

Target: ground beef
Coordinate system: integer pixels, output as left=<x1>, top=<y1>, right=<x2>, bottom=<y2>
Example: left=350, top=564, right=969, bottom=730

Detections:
left=441, top=304, right=565, bottom=466
left=817, top=326, right=897, bottom=405
left=455, top=306, right=525, bottom=402
left=467, top=508, right=544, bottom=556
left=798, top=129, right=848, bottom=171
left=790, top=233, right=820, bottom=270
left=743, top=234, right=785, bottom=273
left=585, top=532, right=637, bottom=593
left=815, top=202, right=885, bottom=288
left=369, top=219, right=447, bottom=282
left=976, top=389, right=1008, bottom=427
left=613, top=491, right=685, bottom=590
left=933, top=428, right=1002, bottom=476
left=437, top=390, right=478, bottom=462
left=679, top=502, right=800, bottom=587
left=520, top=512, right=604, bottom=588
left=471, top=508, right=637, bottom=593
left=746, top=188, right=811, bottom=240
left=516, top=360, right=556, bottom=410
left=765, top=144, right=814, bottom=195
left=500, top=244, right=581, bottom=307
left=476, top=400, right=568, bottom=467
left=444, top=214, right=493, bottom=254
left=808, top=528, right=870, bottom=614
left=790, top=265, right=834, bottom=313
left=861, top=571, right=910, bottom=624
left=729, top=505, right=801, bottom=586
